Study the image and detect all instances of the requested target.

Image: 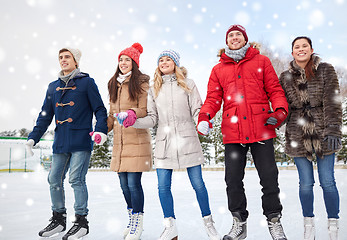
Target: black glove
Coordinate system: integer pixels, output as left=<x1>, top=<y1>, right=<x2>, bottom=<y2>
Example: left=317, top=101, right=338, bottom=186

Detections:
left=323, top=135, right=342, bottom=151
left=265, top=117, right=278, bottom=126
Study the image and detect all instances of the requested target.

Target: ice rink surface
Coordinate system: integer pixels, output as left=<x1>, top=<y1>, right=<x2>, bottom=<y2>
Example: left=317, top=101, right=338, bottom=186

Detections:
left=0, top=168, right=346, bottom=239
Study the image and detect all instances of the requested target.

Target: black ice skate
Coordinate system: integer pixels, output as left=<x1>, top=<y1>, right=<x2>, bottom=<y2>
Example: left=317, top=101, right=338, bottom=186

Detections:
left=223, top=212, right=247, bottom=240
left=267, top=213, right=287, bottom=240
left=38, top=211, right=66, bottom=237
left=62, top=214, right=89, bottom=240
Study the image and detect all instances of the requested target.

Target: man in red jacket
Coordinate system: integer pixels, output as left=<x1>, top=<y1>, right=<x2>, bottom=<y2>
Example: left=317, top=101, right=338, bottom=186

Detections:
left=197, top=25, right=288, bottom=240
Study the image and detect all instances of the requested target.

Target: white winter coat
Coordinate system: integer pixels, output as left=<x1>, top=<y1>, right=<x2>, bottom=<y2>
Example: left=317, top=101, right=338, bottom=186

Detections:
left=133, top=73, right=205, bottom=169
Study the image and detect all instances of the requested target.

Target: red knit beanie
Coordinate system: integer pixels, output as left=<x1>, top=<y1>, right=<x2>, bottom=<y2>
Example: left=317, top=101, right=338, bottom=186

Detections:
left=225, top=24, right=248, bottom=44
left=118, top=43, right=143, bottom=67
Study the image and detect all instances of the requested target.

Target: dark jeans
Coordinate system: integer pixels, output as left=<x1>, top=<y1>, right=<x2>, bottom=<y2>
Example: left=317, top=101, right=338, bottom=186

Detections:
left=118, top=172, right=144, bottom=213
left=224, top=139, right=282, bottom=221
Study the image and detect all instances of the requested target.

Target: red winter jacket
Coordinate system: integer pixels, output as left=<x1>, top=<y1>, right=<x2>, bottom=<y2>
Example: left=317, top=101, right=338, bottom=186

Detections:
left=199, top=46, right=288, bottom=144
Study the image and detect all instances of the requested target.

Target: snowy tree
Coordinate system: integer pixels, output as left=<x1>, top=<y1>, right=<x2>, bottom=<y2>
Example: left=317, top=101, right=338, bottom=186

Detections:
left=337, top=97, right=347, bottom=163
left=89, top=132, right=112, bottom=168
left=198, top=134, right=212, bottom=165
left=209, top=110, right=224, bottom=164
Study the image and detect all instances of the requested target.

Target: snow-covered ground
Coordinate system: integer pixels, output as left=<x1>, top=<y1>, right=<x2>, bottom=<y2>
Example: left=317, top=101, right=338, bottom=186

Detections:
left=0, top=168, right=346, bottom=240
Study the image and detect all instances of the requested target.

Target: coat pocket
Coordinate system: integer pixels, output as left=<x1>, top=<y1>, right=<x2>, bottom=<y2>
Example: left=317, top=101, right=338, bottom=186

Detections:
left=69, top=127, right=92, bottom=150
left=178, top=129, right=201, bottom=155
left=250, top=104, right=272, bottom=138
left=221, top=107, right=240, bottom=137
left=155, top=133, right=167, bottom=159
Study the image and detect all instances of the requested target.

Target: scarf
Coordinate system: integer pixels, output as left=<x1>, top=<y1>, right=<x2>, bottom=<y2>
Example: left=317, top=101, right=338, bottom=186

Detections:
left=58, top=68, right=80, bottom=85
left=117, top=71, right=132, bottom=84
left=162, top=73, right=177, bottom=82
left=224, top=43, right=250, bottom=62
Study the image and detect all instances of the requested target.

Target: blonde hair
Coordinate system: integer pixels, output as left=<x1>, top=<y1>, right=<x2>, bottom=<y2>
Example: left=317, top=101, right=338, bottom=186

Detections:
left=153, top=66, right=190, bottom=98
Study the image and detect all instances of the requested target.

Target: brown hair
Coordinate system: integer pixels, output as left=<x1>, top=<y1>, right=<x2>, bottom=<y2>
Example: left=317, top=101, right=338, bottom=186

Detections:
left=292, top=36, right=315, bottom=81
left=108, top=60, right=146, bottom=102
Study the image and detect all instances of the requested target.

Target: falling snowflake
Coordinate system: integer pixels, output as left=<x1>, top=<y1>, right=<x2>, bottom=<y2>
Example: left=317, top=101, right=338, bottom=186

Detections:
left=148, top=14, right=157, bottom=23
left=26, top=198, right=34, bottom=206
left=290, top=141, right=298, bottom=148
left=164, top=126, right=171, bottom=133
left=0, top=48, right=6, bottom=63
left=309, top=9, right=325, bottom=27
left=297, top=117, right=306, bottom=126
left=234, top=11, right=250, bottom=26
left=193, top=14, right=203, bottom=24
left=231, top=116, right=238, bottom=123
left=47, top=14, right=56, bottom=24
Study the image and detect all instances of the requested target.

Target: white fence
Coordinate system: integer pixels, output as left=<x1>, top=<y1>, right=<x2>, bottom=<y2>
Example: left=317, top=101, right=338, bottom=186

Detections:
left=0, top=139, right=52, bottom=172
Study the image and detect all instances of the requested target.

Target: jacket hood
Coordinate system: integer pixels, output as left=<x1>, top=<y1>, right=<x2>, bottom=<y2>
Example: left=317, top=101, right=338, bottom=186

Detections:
left=75, top=72, right=89, bottom=79
left=180, top=66, right=188, bottom=78
left=289, top=54, right=321, bottom=75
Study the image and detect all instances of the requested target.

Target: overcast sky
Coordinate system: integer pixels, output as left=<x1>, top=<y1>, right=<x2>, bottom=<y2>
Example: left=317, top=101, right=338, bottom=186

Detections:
left=0, top=0, right=346, bottom=132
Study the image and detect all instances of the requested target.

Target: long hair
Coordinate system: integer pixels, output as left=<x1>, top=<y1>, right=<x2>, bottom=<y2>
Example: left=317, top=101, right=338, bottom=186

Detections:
left=292, top=36, right=316, bottom=81
left=153, top=66, right=190, bottom=98
left=108, top=60, right=145, bottom=102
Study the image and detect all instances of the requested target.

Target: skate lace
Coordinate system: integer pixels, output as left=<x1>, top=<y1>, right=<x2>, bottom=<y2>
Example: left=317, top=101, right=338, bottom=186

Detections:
left=304, top=224, right=314, bottom=239
left=129, top=214, right=140, bottom=235
left=66, top=223, right=80, bottom=235
left=160, top=223, right=173, bottom=239
left=228, top=219, right=243, bottom=237
left=43, top=219, right=59, bottom=231
left=268, top=221, right=286, bottom=240
left=126, top=210, right=133, bottom=229
left=205, top=220, right=218, bottom=236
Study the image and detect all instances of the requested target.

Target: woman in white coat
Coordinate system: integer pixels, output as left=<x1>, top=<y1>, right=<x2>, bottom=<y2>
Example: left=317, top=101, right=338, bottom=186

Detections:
left=132, top=50, right=220, bottom=240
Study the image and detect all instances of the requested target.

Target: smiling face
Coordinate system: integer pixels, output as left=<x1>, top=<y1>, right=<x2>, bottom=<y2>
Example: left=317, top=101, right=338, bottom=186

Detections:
left=118, top=55, right=133, bottom=75
left=226, top=30, right=246, bottom=50
left=59, top=51, right=77, bottom=75
left=158, top=56, right=175, bottom=75
left=292, top=38, right=314, bottom=68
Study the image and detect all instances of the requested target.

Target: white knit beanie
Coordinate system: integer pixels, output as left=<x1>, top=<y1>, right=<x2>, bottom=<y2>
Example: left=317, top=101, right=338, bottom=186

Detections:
left=59, top=47, right=82, bottom=67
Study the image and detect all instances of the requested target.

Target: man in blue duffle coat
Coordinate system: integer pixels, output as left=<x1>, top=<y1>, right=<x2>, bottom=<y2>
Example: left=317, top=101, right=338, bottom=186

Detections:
left=26, top=47, right=108, bottom=240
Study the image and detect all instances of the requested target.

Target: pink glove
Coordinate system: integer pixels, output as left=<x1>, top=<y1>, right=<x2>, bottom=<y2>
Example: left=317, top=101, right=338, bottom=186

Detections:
left=89, top=131, right=107, bottom=145
left=123, top=110, right=137, bottom=128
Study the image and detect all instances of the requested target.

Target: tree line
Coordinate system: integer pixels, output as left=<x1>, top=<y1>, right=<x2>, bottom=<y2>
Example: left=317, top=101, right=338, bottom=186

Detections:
left=1, top=42, right=346, bottom=167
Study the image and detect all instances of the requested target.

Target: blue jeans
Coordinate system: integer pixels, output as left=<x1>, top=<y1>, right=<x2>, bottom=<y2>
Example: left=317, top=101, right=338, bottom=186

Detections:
left=294, top=153, right=340, bottom=219
left=157, top=165, right=211, bottom=218
left=118, top=172, right=144, bottom=213
left=48, top=151, right=91, bottom=216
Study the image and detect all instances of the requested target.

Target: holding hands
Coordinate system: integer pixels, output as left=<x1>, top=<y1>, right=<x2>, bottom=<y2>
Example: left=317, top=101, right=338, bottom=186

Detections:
left=197, top=120, right=213, bottom=136
left=114, top=110, right=137, bottom=128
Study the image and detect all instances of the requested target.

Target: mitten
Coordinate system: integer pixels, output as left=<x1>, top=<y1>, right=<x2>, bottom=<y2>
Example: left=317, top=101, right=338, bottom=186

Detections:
left=115, top=112, right=128, bottom=125
left=90, top=131, right=107, bottom=145
left=123, top=110, right=137, bottom=128
left=265, top=108, right=287, bottom=129
left=197, top=120, right=213, bottom=136
left=323, top=135, right=342, bottom=151
left=25, top=139, right=35, bottom=157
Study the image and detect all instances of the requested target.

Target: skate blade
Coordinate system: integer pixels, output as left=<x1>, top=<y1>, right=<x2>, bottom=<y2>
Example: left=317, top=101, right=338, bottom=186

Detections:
left=38, top=231, right=65, bottom=239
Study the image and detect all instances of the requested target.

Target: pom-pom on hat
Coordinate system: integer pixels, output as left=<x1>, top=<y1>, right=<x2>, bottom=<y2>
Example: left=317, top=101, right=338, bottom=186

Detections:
left=157, top=49, right=180, bottom=67
left=59, top=47, right=82, bottom=67
left=225, top=24, right=248, bottom=44
left=118, top=43, right=143, bottom=67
